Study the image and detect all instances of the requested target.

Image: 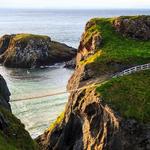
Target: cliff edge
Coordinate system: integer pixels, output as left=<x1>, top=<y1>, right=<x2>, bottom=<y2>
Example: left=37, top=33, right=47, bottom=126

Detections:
left=37, top=16, right=150, bottom=150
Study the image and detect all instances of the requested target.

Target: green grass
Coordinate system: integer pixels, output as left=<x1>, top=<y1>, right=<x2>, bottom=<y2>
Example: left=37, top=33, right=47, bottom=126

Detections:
left=14, top=33, right=49, bottom=41
left=96, top=70, right=150, bottom=123
left=82, top=17, right=150, bottom=74
left=0, top=106, right=38, bottom=150
left=0, top=131, right=19, bottom=150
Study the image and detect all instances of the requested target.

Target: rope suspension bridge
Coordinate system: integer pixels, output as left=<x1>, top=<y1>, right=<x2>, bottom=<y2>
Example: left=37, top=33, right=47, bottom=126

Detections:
left=10, top=82, right=103, bottom=102
left=10, top=63, right=150, bottom=103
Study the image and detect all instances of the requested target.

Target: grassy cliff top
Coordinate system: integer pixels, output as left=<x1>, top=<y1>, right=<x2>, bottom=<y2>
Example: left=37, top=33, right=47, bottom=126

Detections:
left=84, top=16, right=150, bottom=122
left=96, top=70, right=150, bottom=123
left=13, top=33, right=50, bottom=41
left=83, top=17, right=150, bottom=74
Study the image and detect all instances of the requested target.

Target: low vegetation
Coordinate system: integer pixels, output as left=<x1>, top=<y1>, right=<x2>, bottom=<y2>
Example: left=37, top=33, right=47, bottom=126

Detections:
left=0, top=107, right=38, bottom=150
left=96, top=70, right=150, bottom=123
left=83, top=17, right=150, bottom=74
left=80, top=16, right=150, bottom=122
left=14, top=33, right=49, bottom=42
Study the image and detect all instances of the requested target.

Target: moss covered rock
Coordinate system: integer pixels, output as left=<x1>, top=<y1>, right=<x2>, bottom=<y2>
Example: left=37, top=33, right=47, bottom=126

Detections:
left=0, top=107, right=38, bottom=150
left=0, top=75, right=38, bottom=150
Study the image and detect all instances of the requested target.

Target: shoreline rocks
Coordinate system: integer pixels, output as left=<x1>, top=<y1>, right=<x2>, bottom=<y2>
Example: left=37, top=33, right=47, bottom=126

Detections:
left=64, top=57, right=76, bottom=69
left=0, top=34, right=77, bottom=68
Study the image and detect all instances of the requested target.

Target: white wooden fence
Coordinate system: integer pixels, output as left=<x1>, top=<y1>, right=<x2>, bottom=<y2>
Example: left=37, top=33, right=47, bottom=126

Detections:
left=113, top=63, right=150, bottom=78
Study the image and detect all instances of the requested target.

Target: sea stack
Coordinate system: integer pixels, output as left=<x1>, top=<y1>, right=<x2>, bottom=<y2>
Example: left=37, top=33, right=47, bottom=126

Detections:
left=0, top=34, right=76, bottom=68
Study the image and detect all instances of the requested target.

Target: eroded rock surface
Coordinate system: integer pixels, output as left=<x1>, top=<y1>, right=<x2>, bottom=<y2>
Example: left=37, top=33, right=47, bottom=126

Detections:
left=36, top=16, right=150, bottom=150
left=64, top=58, right=76, bottom=69
left=113, top=16, right=150, bottom=40
left=0, top=34, right=76, bottom=68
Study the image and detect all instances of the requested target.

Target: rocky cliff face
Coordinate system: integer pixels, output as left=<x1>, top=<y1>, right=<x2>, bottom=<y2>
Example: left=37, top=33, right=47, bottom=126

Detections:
left=36, top=16, right=150, bottom=150
left=0, top=75, right=11, bottom=111
left=0, top=34, right=76, bottom=68
left=0, top=75, right=38, bottom=150
left=113, top=16, right=150, bottom=40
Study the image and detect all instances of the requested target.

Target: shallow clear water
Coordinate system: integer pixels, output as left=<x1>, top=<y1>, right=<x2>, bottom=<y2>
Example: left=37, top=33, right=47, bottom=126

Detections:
left=0, top=9, right=150, bottom=138
left=0, top=64, right=73, bottom=138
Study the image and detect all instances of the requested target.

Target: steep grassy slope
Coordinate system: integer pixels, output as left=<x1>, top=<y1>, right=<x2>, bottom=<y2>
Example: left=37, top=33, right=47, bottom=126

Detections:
left=97, top=70, right=150, bottom=123
left=83, top=17, right=150, bottom=123
left=0, top=75, right=38, bottom=150
left=0, top=107, right=38, bottom=150
left=84, top=17, right=150, bottom=123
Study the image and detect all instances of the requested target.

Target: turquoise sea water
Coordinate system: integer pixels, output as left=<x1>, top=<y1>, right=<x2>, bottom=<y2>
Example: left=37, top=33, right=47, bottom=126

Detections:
left=0, top=9, right=150, bottom=138
left=0, top=64, right=73, bottom=138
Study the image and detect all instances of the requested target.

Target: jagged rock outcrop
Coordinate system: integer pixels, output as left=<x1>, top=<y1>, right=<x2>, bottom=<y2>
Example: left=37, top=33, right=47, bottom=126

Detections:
left=0, top=75, right=11, bottom=111
left=0, top=74, right=38, bottom=149
left=113, top=16, right=150, bottom=40
left=36, top=16, right=150, bottom=150
left=0, top=34, right=76, bottom=68
left=64, top=58, right=76, bottom=69
left=77, top=29, right=102, bottom=65
left=0, top=74, right=11, bottom=132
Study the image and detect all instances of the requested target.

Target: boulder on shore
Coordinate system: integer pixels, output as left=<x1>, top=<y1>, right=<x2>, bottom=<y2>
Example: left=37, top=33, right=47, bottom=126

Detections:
left=64, top=57, right=76, bottom=69
left=0, top=34, right=76, bottom=68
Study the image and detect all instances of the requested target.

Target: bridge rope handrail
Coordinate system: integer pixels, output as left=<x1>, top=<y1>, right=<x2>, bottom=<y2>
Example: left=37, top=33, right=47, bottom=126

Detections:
left=10, top=63, right=150, bottom=102
left=10, top=82, right=104, bottom=102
